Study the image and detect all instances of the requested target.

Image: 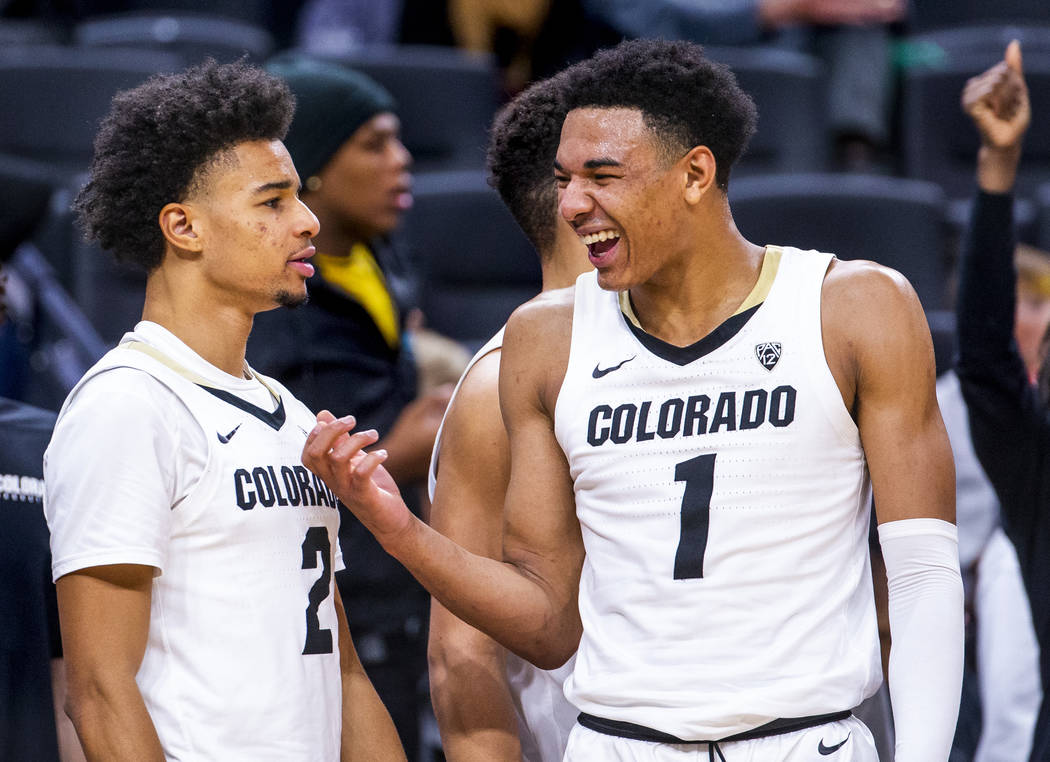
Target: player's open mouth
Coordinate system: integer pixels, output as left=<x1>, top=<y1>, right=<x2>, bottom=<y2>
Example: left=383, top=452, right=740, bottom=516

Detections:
left=579, top=229, right=620, bottom=257
left=288, top=245, right=316, bottom=278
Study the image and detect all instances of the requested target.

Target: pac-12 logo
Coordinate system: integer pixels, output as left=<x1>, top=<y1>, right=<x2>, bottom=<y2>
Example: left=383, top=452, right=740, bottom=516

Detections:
left=755, top=342, right=782, bottom=371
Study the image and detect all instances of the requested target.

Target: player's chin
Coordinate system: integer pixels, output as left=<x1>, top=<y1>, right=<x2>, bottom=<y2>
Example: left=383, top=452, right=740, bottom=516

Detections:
left=274, top=287, right=309, bottom=310
left=595, top=265, right=635, bottom=293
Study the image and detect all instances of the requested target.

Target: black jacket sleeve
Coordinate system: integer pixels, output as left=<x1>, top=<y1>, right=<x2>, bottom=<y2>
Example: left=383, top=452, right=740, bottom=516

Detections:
left=956, top=190, right=1050, bottom=586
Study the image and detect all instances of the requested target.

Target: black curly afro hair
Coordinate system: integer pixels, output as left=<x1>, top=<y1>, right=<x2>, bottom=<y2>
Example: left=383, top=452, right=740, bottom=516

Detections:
left=560, top=38, right=757, bottom=190
left=73, top=59, right=295, bottom=272
left=487, top=74, right=568, bottom=257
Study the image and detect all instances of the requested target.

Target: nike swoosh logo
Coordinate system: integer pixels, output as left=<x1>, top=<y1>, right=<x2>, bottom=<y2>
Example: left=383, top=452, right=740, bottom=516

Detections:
left=592, top=356, right=636, bottom=378
left=217, top=423, right=242, bottom=444
left=818, top=732, right=851, bottom=755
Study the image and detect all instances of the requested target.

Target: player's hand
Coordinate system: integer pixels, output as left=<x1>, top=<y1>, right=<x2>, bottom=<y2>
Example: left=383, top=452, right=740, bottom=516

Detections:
left=302, top=410, right=415, bottom=547
left=963, top=40, right=1031, bottom=152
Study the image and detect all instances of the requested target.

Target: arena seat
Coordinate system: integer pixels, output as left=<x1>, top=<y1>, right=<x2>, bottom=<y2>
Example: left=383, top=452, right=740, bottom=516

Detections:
left=304, top=45, right=501, bottom=172
left=400, top=170, right=540, bottom=349
left=0, top=18, right=66, bottom=48
left=0, top=45, right=182, bottom=181
left=1038, top=182, right=1050, bottom=251
left=728, top=173, right=950, bottom=311
left=0, top=155, right=55, bottom=260
left=58, top=171, right=146, bottom=347
left=906, top=0, right=1049, bottom=34
left=705, top=46, right=829, bottom=175
left=75, top=12, right=275, bottom=64
left=926, top=309, right=958, bottom=378
left=900, top=35, right=1050, bottom=200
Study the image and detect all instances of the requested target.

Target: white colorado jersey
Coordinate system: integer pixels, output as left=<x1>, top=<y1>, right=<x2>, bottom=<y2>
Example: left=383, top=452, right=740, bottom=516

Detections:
left=45, top=323, right=343, bottom=760
left=429, top=327, right=577, bottom=762
left=555, top=247, right=880, bottom=740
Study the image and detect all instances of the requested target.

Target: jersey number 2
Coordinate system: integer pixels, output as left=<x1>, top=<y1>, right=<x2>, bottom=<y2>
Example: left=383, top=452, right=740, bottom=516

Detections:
left=302, top=526, right=334, bottom=654
left=674, top=453, right=716, bottom=580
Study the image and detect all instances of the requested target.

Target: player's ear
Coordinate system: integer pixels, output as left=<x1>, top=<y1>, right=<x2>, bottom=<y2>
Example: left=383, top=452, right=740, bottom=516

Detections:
left=682, top=145, right=717, bottom=205
left=158, top=202, right=204, bottom=253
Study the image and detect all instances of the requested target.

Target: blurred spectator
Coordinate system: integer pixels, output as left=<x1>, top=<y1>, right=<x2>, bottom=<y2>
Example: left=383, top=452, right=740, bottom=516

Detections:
left=580, top=0, right=905, bottom=169
left=296, top=0, right=454, bottom=54
left=0, top=258, right=82, bottom=762
left=248, top=55, right=459, bottom=760
left=939, top=364, right=1040, bottom=761
left=296, top=0, right=403, bottom=54
left=955, top=40, right=1050, bottom=762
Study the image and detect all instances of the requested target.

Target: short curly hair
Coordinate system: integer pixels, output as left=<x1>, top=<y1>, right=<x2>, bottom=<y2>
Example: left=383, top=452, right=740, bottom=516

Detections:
left=560, top=39, right=757, bottom=190
left=487, top=74, right=567, bottom=257
left=73, top=59, right=295, bottom=272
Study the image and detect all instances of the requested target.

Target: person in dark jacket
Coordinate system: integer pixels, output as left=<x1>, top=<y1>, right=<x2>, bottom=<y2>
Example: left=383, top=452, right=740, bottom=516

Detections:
left=247, top=55, right=453, bottom=759
left=955, top=40, right=1050, bottom=762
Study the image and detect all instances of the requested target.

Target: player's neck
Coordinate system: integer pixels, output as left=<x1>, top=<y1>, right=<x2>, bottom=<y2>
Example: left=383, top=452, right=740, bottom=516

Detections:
left=142, top=274, right=252, bottom=378
left=628, top=231, right=765, bottom=348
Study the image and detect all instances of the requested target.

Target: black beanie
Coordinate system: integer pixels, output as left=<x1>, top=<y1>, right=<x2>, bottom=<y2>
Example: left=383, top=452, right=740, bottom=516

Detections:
left=266, top=54, right=397, bottom=180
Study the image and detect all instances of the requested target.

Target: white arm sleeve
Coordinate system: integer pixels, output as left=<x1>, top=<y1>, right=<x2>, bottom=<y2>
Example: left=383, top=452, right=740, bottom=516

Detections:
left=878, top=518, right=965, bottom=762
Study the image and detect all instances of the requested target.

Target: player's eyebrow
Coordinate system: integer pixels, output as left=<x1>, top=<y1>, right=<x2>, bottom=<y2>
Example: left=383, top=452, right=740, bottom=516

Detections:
left=252, top=180, right=298, bottom=194
left=553, top=158, right=622, bottom=173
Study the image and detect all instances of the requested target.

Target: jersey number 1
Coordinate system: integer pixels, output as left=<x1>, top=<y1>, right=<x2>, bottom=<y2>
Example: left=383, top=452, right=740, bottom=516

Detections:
left=302, top=526, right=334, bottom=654
left=674, top=453, right=716, bottom=580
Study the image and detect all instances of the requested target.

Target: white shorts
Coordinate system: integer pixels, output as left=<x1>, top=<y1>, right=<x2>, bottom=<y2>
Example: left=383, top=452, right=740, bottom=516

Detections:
left=563, top=716, right=878, bottom=761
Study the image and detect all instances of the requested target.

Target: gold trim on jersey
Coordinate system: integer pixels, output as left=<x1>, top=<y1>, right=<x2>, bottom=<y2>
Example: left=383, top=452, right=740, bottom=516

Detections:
left=122, top=340, right=281, bottom=409
left=618, top=245, right=782, bottom=329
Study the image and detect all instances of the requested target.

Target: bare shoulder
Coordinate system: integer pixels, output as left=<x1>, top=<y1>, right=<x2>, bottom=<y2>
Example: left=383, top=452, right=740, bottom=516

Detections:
left=823, top=258, right=920, bottom=320
left=430, top=348, right=509, bottom=545
left=501, top=285, right=576, bottom=416
left=504, top=285, right=575, bottom=345
left=823, top=259, right=928, bottom=350
left=821, top=259, right=932, bottom=411
left=441, top=349, right=503, bottom=447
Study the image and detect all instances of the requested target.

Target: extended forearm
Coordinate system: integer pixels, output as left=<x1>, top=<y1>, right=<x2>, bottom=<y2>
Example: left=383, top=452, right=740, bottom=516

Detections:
left=429, top=612, right=522, bottom=762
left=387, top=517, right=577, bottom=669
left=65, top=677, right=164, bottom=762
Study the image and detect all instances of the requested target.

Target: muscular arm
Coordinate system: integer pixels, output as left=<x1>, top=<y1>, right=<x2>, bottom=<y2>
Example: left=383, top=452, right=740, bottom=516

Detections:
left=824, top=260, right=962, bottom=760
left=335, top=587, right=406, bottom=761
left=302, top=291, right=584, bottom=669
left=56, top=564, right=164, bottom=762
left=427, top=350, right=522, bottom=761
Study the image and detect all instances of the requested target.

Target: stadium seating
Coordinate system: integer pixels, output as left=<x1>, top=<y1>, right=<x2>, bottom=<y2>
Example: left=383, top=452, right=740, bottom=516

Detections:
left=400, top=170, right=540, bottom=349
left=728, top=173, right=950, bottom=310
left=907, top=0, right=1049, bottom=33
left=0, top=18, right=65, bottom=48
left=74, top=12, right=275, bottom=64
left=1038, top=182, right=1050, bottom=250
left=0, top=45, right=182, bottom=181
left=900, top=31, right=1050, bottom=200
left=0, top=155, right=54, bottom=259
left=307, top=45, right=501, bottom=172
left=705, top=46, right=829, bottom=175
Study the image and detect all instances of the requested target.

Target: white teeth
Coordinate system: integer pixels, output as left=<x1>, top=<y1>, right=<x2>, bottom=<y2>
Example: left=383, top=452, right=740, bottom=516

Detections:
left=579, top=230, right=620, bottom=245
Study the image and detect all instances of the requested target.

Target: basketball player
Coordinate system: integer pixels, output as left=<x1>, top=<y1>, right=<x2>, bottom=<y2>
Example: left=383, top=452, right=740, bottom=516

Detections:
left=426, top=75, right=589, bottom=761
left=43, top=61, right=405, bottom=761
left=303, top=39, right=963, bottom=760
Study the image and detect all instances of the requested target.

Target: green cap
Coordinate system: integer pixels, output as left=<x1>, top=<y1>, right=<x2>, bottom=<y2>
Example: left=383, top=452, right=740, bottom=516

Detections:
left=266, top=54, right=397, bottom=180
